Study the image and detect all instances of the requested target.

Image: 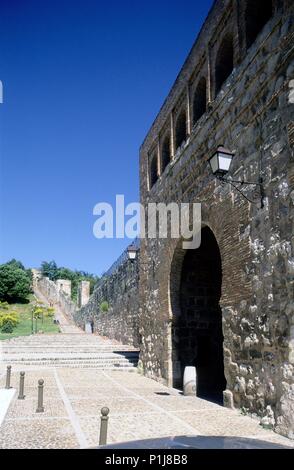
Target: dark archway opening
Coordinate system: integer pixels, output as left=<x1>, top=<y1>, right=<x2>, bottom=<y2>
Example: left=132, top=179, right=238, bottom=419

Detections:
left=215, top=34, right=234, bottom=97
left=150, top=154, right=158, bottom=188
left=245, top=0, right=273, bottom=50
left=161, top=135, right=171, bottom=172
left=172, top=227, right=226, bottom=403
left=193, top=78, right=207, bottom=125
left=175, top=110, right=187, bottom=150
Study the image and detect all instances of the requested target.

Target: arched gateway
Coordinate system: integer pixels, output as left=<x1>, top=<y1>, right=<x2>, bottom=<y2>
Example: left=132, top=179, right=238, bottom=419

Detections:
left=170, top=226, right=226, bottom=403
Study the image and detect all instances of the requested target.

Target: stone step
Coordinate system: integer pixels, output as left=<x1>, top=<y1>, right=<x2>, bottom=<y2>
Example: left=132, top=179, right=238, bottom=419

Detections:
left=2, top=354, right=138, bottom=360
left=0, top=333, right=140, bottom=370
left=0, top=351, right=139, bottom=361
left=1, top=348, right=139, bottom=357
left=2, top=345, right=138, bottom=349
left=2, top=342, right=137, bottom=350
left=3, top=359, right=137, bottom=369
left=1, top=358, right=138, bottom=367
left=1, top=362, right=137, bottom=369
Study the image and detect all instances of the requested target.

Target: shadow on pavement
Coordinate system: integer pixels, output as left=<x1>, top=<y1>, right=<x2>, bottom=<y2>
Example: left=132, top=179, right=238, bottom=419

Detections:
left=98, top=435, right=293, bottom=449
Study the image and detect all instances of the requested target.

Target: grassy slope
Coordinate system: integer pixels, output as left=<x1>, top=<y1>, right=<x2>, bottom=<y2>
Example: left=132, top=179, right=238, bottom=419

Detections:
left=0, top=295, right=60, bottom=341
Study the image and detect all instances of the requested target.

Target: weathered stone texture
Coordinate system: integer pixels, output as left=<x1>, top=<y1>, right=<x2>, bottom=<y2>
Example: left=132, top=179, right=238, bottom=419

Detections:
left=139, top=0, right=294, bottom=438
left=56, top=279, right=72, bottom=297
left=77, top=281, right=90, bottom=308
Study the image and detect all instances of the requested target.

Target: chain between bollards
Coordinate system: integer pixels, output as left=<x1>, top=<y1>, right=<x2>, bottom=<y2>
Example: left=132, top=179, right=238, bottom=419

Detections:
left=36, top=379, right=44, bottom=413
left=99, top=407, right=109, bottom=446
left=5, top=365, right=12, bottom=389
left=18, top=372, right=25, bottom=400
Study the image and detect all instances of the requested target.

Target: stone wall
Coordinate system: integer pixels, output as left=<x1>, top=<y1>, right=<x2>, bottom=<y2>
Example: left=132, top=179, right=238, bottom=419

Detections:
left=34, top=250, right=140, bottom=348
left=36, top=276, right=77, bottom=320
left=73, top=249, right=140, bottom=347
left=77, top=281, right=90, bottom=308
left=56, top=279, right=72, bottom=297
left=139, top=0, right=294, bottom=438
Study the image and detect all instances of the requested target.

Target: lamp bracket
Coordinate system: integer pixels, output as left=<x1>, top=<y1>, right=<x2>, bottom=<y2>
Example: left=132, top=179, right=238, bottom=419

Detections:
left=218, top=176, right=263, bottom=187
left=217, top=176, right=265, bottom=208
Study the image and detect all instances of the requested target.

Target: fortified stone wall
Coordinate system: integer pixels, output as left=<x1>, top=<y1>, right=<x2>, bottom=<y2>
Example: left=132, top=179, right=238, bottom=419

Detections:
left=77, top=281, right=90, bottom=308
left=36, top=276, right=77, bottom=320
left=35, top=250, right=140, bottom=347
left=56, top=279, right=72, bottom=297
left=139, top=0, right=294, bottom=438
left=73, top=250, right=140, bottom=347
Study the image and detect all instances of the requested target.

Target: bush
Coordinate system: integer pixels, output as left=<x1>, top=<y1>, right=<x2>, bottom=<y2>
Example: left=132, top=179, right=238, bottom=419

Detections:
left=0, top=310, right=20, bottom=333
left=0, top=311, right=20, bottom=329
left=0, top=301, right=9, bottom=310
left=100, top=301, right=109, bottom=313
left=46, top=307, right=55, bottom=318
left=1, top=320, right=14, bottom=333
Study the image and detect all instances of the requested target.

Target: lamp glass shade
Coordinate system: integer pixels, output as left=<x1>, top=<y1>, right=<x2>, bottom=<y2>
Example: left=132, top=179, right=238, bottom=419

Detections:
left=218, top=152, right=233, bottom=173
left=209, top=153, right=219, bottom=174
left=209, top=147, right=234, bottom=175
left=127, top=246, right=137, bottom=261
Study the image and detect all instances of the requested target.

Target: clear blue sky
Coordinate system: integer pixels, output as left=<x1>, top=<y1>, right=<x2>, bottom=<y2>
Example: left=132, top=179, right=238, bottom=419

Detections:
left=0, top=0, right=214, bottom=276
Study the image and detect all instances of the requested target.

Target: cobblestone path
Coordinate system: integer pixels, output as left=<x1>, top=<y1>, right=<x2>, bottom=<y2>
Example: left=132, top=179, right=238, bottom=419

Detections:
left=0, top=367, right=293, bottom=449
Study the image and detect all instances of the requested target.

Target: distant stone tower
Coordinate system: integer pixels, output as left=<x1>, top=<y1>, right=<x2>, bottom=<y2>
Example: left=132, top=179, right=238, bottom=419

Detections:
left=31, top=269, right=42, bottom=288
left=77, top=281, right=90, bottom=308
left=56, top=279, right=72, bottom=297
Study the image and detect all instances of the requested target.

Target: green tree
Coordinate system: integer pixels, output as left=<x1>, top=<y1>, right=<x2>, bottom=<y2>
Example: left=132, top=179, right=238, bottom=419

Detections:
left=6, top=259, right=25, bottom=270
left=6, top=259, right=33, bottom=283
left=41, top=261, right=58, bottom=280
left=0, top=264, right=32, bottom=303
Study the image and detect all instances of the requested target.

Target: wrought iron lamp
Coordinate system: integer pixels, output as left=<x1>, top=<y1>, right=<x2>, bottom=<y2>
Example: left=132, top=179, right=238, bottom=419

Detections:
left=127, top=245, right=155, bottom=275
left=209, top=146, right=265, bottom=208
left=127, top=244, right=138, bottom=261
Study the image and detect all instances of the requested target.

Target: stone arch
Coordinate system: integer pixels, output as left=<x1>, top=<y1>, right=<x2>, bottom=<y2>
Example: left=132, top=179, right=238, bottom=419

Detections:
left=245, top=0, right=273, bottom=50
left=150, top=154, right=158, bottom=188
left=169, top=225, right=226, bottom=403
left=161, top=134, right=171, bottom=172
left=193, top=77, right=207, bottom=125
left=215, top=33, right=234, bottom=97
left=175, top=109, right=187, bottom=150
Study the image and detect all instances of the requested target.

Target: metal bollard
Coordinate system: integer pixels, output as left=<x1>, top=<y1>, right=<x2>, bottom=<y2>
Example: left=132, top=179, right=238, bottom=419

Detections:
left=36, top=379, right=44, bottom=413
left=5, top=365, right=12, bottom=389
left=99, top=407, right=110, bottom=446
left=18, top=372, right=25, bottom=400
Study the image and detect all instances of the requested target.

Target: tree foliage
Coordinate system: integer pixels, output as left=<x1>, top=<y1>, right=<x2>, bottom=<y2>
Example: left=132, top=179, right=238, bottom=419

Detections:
left=32, top=301, right=55, bottom=322
left=40, top=261, right=59, bottom=281
left=0, top=261, right=32, bottom=303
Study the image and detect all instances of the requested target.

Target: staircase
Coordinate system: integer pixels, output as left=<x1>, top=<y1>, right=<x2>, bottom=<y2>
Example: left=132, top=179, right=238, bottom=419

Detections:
left=0, top=334, right=140, bottom=369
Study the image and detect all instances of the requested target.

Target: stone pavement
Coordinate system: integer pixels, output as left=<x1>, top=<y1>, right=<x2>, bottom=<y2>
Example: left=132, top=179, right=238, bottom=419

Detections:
left=0, top=367, right=293, bottom=449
